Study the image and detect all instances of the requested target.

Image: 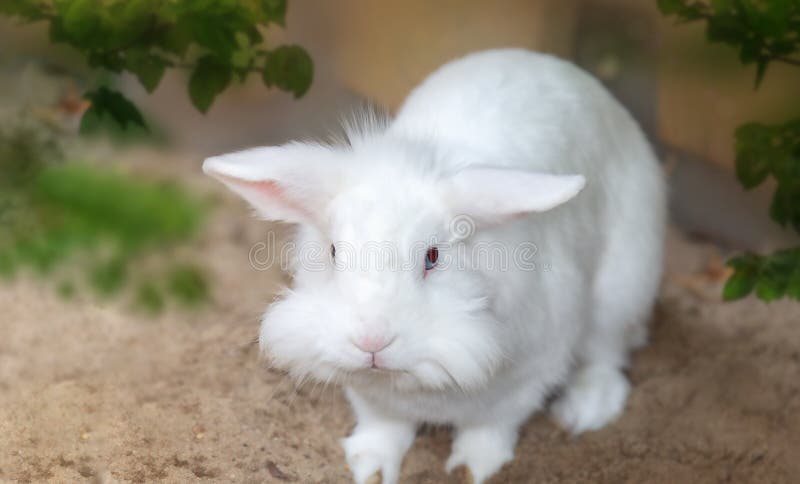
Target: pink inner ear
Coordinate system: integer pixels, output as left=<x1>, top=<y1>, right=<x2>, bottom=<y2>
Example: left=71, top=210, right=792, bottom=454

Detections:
left=214, top=173, right=313, bottom=221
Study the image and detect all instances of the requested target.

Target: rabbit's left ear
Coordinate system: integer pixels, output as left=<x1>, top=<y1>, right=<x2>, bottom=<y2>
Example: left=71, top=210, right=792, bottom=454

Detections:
left=443, top=167, right=586, bottom=227
left=203, top=143, right=341, bottom=227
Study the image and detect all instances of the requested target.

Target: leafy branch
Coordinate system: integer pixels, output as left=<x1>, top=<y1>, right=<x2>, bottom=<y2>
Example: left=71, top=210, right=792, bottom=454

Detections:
left=735, top=120, right=800, bottom=233
left=658, top=0, right=800, bottom=87
left=659, top=0, right=800, bottom=303
left=724, top=249, right=800, bottom=301
left=0, top=0, right=313, bottom=131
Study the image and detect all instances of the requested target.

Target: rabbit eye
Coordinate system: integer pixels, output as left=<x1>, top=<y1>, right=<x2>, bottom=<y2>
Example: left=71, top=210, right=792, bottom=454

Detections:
left=330, top=244, right=336, bottom=259
left=425, top=246, right=439, bottom=271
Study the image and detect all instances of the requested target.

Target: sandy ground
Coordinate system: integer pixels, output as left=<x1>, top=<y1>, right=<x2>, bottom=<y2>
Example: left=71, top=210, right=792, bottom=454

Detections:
left=1, top=154, right=799, bottom=483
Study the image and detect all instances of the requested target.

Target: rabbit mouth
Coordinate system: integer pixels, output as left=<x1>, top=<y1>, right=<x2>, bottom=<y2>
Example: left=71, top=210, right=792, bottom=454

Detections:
left=360, top=365, right=406, bottom=375
left=349, top=366, right=412, bottom=383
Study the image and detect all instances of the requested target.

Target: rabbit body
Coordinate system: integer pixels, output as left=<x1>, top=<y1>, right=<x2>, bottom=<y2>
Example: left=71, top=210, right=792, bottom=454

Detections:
left=203, top=49, right=665, bottom=484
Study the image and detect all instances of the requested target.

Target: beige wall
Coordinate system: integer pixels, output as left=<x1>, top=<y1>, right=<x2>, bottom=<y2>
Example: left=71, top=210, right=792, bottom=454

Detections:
left=656, top=19, right=800, bottom=169
left=292, top=0, right=578, bottom=109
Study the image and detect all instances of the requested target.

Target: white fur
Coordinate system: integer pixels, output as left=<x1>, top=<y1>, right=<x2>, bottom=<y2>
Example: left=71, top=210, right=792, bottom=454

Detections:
left=204, top=49, right=666, bottom=484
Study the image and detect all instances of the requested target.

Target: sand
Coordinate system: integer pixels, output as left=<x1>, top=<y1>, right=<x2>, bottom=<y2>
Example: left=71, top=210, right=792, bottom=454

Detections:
left=1, top=159, right=799, bottom=483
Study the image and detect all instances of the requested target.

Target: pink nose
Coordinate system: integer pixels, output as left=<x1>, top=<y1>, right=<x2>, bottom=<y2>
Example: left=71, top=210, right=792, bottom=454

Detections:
left=353, top=335, right=394, bottom=353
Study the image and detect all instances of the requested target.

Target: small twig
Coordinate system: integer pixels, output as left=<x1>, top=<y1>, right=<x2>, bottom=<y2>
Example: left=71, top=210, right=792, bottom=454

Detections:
left=774, top=56, right=800, bottom=67
left=172, top=62, right=263, bottom=74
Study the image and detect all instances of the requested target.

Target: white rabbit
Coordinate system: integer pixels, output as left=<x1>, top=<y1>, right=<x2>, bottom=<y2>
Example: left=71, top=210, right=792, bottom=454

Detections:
left=203, top=48, right=665, bottom=484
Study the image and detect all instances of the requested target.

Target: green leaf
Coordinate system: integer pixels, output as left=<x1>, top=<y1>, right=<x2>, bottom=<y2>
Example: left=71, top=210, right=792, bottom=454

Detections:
left=723, top=269, right=757, bottom=301
left=786, top=265, right=800, bottom=300
left=754, top=59, right=768, bottom=88
left=724, top=253, right=761, bottom=301
left=755, top=250, right=796, bottom=301
left=87, top=51, right=125, bottom=73
left=63, top=0, right=104, bottom=45
left=231, top=32, right=256, bottom=72
left=726, top=252, right=759, bottom=271
left=126, top=51, right=167, bottom=93
left=235, top=31, right=250, bottom=49
left=724, top=249, right=800, bottom=302
left=81, top=87, right=147, bottom=133
left=244, top=25, right=263, bottom=44
left=734, top=153, right=770, bottom=190
left=159, top=20, right=193, bottom=57
left=188, top=15, right=239, bottom=57
left=734, top=123, right=771, bottom=189
left=188, top=55, right=232, bottom=113
left=262, top=45, right=313, bottom=98
left=122, top=0, right=157, bottom=21
left=769, top=176, right=800, bottom=233
left=113, top=0, right=158, bottom=48
left=755, top=274, right=782, bottom=301
left=737, top=36, right=762, bottom=64
left=260, top=0, right=287, bottom=25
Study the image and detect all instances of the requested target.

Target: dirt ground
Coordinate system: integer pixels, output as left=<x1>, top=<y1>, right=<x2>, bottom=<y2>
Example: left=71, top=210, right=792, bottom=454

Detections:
left=1, top=153, right=799, bottom=484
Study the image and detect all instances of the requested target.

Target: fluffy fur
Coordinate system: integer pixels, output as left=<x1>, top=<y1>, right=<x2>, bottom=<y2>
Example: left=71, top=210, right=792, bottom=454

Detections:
left=203, top=49, right=666, bottom=484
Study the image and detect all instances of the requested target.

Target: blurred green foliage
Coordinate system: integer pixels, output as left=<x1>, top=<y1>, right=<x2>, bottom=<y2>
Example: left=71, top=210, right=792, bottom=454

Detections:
left=0, top=0, right=313, bottom=130
left=735, top=120, right=800, bottom=233
left=82, top=87, right=147, bottom=131
left=0, top=120, right=210, bottom=312
left=660, top=0, right=800, bottom=302
left=724, top=249, right=800, bottom=301
left=35, top=164, right=202, bottom=246
left=167, top=264, right=210, bottom=306
left=658, top=0, right=800, bottom=87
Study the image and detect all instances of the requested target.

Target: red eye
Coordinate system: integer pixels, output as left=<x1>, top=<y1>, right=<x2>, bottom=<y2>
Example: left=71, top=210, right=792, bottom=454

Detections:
left=425, top=246, right=439, bottom=271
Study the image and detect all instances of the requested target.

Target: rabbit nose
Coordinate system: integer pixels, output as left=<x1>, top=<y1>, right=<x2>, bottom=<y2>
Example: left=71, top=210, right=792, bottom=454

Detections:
left=352, top=334, right=395, bottom=353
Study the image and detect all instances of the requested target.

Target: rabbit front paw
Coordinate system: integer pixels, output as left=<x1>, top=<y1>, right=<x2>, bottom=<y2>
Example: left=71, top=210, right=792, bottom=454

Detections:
left=445, top=425, right=516, bottom=484
left=551, top=364, right=630, bottom=434
left=342, top=424, right=414, bottom=484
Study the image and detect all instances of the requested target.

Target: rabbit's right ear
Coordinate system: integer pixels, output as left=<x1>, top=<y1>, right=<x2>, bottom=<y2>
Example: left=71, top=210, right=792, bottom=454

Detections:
left=443, top=167, right=586, bottom=228
left=203, top=143, right=341, bottom=227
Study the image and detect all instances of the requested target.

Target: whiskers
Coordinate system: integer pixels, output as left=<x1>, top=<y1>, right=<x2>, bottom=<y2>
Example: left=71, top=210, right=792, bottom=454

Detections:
left=260, top=358, right=352, bottom=409
left=423, top=358, right=471, bottom=396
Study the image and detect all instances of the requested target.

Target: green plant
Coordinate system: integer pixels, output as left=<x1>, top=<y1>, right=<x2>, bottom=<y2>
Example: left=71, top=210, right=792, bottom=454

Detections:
left=658, top=0, right=800, bottom=86
left=0, top=120, right=211, bottom=311
left=659, top=0, right=800, bottom=302
left=0, top=0, right=313, bottom=131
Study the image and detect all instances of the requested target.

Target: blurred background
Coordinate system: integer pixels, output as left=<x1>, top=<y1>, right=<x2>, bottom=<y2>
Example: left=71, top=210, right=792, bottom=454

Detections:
left=4, top=0, right=797, bottom=251
left=2, top=1, right=799, bottom=483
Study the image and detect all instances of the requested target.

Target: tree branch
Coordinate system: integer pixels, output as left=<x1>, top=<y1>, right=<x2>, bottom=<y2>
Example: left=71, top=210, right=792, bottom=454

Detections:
left=775, top=56, right=800, bottom=67
left=172, top=62, right=263, bottom=74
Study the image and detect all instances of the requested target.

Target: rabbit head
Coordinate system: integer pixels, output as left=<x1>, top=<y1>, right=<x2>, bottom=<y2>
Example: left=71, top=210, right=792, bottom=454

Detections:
left=203, top=134, right=584, bottom=392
